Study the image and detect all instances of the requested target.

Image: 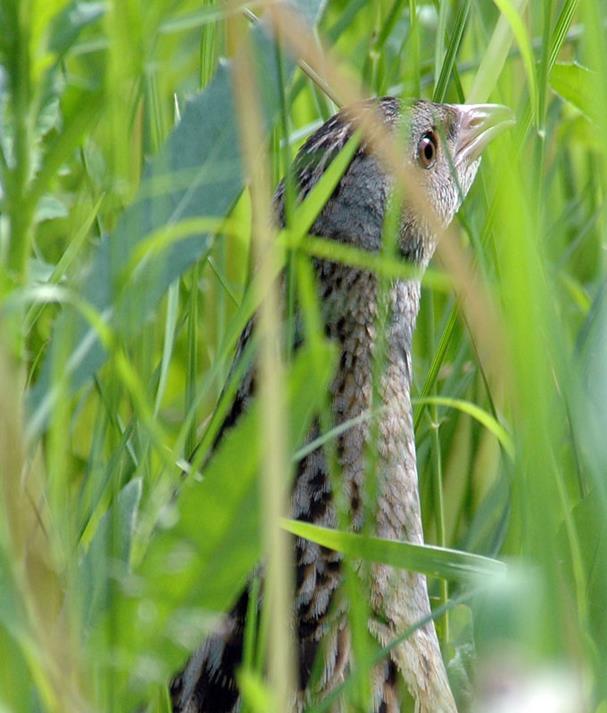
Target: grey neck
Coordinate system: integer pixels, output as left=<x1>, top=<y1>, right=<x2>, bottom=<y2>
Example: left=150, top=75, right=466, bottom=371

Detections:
left=312, top=259, right=458, bottom=713
left=316, top=258, right=423, bottom=538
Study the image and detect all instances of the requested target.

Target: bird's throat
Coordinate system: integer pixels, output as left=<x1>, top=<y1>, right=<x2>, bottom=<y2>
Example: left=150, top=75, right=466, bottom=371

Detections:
left=316, top=261, right=423, bottom=538
left=312, top=261, right=457, bottom=712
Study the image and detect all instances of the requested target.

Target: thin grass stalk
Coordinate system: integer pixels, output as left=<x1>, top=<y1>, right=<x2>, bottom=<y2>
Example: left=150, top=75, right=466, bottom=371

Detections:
left=362, top=2, right=382, bottom=93
left=0, top=345, right=89, bottom=712
left=228, top=9, right=295, bottom=711
left=433, top=0, right=449, bottom=92
left=432, top=0, right=471, bottom=102
left=468, top=0, right=529, bottom=104
left=5, top=1, right=34, bottom=286
left=424, top=293, right=449, bottom=644
left=407, top=0, right=421, bottom=97
left=185, top=264, right=200, bottom=460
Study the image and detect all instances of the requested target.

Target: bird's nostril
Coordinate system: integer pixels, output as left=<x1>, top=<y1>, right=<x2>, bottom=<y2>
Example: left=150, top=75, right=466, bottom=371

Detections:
left=469, top=115, right=484, bottom=129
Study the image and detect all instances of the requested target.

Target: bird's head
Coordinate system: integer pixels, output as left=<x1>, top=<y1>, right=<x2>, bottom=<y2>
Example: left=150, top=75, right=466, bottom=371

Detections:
left=280, top=97, right=513, bottom=267
left=400, top=100, right=514, bottom=262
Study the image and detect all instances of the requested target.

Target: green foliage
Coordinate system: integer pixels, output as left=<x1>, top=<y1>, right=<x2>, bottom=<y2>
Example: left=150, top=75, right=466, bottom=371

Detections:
left=282, top=519, right=504, bottom=580
left=0, top=0, right=606, bottom=711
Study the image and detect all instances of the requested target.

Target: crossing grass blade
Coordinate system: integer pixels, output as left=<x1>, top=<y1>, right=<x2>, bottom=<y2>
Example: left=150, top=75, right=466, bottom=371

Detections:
left=281, top=519, right=505, bottom=581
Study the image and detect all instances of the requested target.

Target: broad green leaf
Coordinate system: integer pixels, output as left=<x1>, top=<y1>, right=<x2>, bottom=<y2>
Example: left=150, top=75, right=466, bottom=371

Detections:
left=27, top=1, right=326, bottom=438
left=550, top=62, right=596, bottom=121
left=281, top=520, right=505, bottom=582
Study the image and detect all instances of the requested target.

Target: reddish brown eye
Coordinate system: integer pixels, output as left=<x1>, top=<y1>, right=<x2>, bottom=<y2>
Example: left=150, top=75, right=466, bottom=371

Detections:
left=417, top=131, right=437, bottom=168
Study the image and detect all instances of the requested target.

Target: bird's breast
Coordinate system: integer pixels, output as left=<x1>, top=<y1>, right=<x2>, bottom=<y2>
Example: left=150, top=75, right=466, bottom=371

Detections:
left=313, top=266, right=422, bottom=536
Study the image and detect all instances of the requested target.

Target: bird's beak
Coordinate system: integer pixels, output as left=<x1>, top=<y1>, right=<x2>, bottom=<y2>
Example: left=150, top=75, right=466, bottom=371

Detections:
left=451, top=104, right=515, bottom=165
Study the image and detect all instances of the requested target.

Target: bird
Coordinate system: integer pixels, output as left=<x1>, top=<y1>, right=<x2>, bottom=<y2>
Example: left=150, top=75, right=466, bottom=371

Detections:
left=170, top=97, right=513, bottom=713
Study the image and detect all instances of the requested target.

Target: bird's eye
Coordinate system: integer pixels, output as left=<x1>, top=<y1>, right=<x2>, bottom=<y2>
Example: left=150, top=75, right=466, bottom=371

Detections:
left=417, top=131, right=437, bottom=168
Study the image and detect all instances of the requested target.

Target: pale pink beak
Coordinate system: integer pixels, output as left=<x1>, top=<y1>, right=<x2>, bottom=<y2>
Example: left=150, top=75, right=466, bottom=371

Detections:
left=451, top=104, right=515, bottom=165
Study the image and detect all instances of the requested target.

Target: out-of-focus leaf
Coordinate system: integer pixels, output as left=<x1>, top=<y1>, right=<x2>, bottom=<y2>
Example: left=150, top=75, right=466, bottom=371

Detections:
left=98, top=341, right=336, bottom=698
left=557, top=112, right=601, bottom=152
left=468, top=0, right=529, bottom=104
left=490, top=0, right=537, bottom=113
left=445, top=604, right=474, bottom=707
left=28, top=0, right=71, bottom=83
left=560, top=492, right=607, bottom=650
left=0, top=546, right=28, bottom=644
left=0, top=626, right=37, bottom=713
left=550, top=62, right=596, bottom=121
left=577, top=283, right=607, bottom=472
left=471, top=565, right=544, bottom=653
left=35, top=195, right=68, bottom=222
left=28, top=2, right=326, bottom=439
left=28, top=258, right=57, bottom=284
left=48, top=1, right=106, bottom=58
left=79, top=477, right=142, bottom=630
left=238, top=671, right=274, bottom=713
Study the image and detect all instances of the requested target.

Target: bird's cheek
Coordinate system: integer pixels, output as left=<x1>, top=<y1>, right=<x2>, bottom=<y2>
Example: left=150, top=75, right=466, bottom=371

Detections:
left=430, top=177, right=457, bottom=226
left=458, top=158, right=481, bottom=200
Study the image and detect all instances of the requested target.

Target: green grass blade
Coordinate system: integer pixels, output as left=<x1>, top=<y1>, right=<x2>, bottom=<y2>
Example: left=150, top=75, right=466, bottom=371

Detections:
left=281, top=519, right=505, bottom=582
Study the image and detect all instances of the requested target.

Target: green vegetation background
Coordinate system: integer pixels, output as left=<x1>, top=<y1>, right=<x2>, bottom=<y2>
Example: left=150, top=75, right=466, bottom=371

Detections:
left=0, top=0, right=605, bottom=711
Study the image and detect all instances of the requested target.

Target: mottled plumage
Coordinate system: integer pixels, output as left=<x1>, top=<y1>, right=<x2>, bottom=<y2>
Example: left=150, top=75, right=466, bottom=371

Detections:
left=171, top=97, right=513, bottom=713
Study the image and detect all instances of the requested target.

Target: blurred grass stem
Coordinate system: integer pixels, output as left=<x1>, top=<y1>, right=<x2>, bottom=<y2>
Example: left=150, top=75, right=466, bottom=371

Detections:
left=229, top=9, right=295, bottom=711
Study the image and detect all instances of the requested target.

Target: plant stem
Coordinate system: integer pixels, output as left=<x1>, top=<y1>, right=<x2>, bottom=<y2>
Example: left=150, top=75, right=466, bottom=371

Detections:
left=6, top=1, right=33, bottom=285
